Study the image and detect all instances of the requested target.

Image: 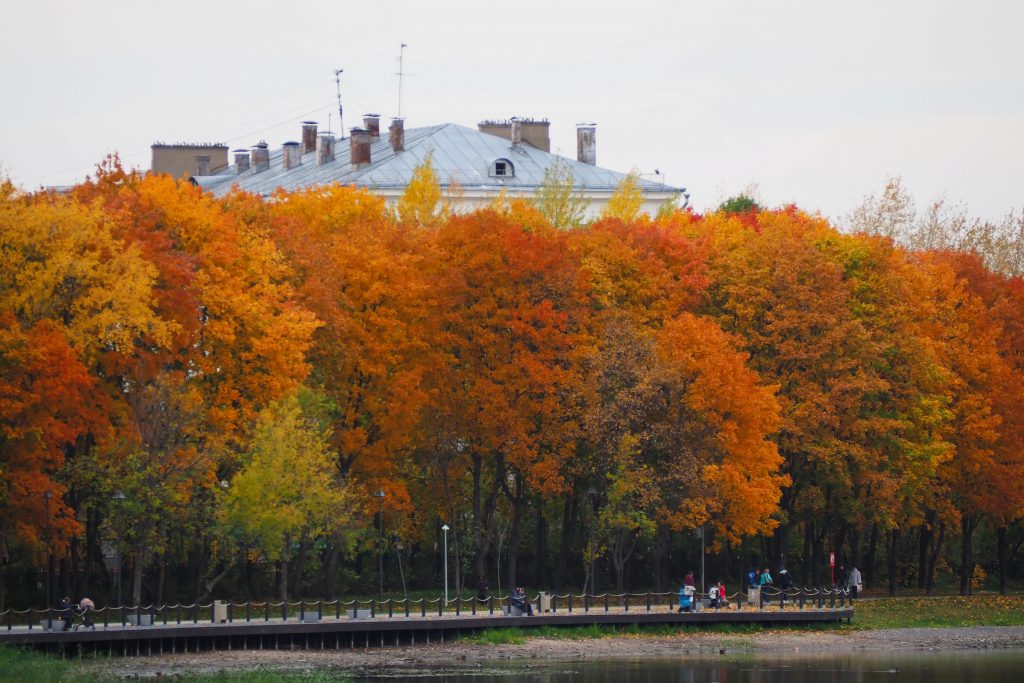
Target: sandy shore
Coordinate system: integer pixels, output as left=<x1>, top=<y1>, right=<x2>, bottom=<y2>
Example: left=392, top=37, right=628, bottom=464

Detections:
left=93, top=625, right=1024, bottom=678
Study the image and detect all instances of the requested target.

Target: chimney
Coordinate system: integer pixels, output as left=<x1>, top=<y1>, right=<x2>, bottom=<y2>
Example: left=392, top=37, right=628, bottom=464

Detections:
left=282, top=141, right=302, bottom=170
left=233, top=149, right=250, bottom=173
left=195, top=155, right=211, bottom=176
left=510, top=118, right=522, bottom=146
left=350, top=128, right=372, bottom=169
left=251, top=142, right=270, bottom=171
left=301, top=121, right=318, bottom=155
left=389, top=118, right=405, bottom=153
left=363, top=114, right=381, bottom=138
left=577, top=124, right=596, bottom=165
left=316, top=133, right=336, bottom=165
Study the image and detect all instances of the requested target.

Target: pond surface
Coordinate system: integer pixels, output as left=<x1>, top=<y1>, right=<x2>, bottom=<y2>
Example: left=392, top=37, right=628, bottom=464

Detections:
left=353, top=650, right=1024, bottom=681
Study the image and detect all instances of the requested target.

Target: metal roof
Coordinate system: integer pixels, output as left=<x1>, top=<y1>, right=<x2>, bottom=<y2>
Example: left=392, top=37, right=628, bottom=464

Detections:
left=193, top=123, right=684, bottom=198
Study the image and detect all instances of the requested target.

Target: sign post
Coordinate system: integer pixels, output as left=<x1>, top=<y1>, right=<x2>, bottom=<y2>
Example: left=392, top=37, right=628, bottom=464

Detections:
left=829, top=551, right=836, bottom=587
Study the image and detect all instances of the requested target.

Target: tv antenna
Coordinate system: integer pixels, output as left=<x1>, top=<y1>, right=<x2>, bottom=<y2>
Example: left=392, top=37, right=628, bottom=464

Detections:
left=334, top=68, right=344, bottom=137
left=396, top=43, right=407, bottom=118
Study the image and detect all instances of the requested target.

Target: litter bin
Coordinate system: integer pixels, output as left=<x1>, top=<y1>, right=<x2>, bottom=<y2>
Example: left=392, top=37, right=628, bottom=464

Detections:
left=747, top=587, right=760, bottom=606
left=538, top=591, right=552, bottom=613
left=213, top=600, right=229, bottom=623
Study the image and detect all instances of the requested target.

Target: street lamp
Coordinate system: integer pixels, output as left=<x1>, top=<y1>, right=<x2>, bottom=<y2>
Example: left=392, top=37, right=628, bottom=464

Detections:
left=586, top=487, right=598, bottom=597
left=374, top=489, right=385, bottom=602
left=112, top=491, right=125, bottom=608
left=441, top=524, right=450, bottom=605
left=42, top=491, right=52, bottom=615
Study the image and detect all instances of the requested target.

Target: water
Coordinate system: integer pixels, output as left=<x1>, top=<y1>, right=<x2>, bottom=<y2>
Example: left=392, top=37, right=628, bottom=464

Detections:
left=353, top=650, right=1024, bottom=681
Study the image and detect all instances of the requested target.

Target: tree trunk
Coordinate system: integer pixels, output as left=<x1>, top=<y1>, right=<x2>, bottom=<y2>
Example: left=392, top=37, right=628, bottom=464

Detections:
left=535, top=507, right=547, bottom=588
left=506, top=495, right=523, bottom=591
left=554, top=496, right=575, bottom=591
left=800, top=523, right=812, bottom=587
left=156, top=553, right=166, bottom=607
left=864, top=522, right=879, bottom=589
left=325, top=531, right=342, bottom=600
left=653, top=525, right=671, bottom=592
left=887, top=528, right=899, bottom=597
left=997, top=525, right=1009, bottom=595
left=278, top=557, right=288, bottom=602
left=960, top=515, right=976, bottom=596
left=132, top=547, right=144, bottom=607
left=917, top=516, right=932, bottom=589
left=925, top=521, right=945, bottom=596
left=773, top=522, right=789, bottom=571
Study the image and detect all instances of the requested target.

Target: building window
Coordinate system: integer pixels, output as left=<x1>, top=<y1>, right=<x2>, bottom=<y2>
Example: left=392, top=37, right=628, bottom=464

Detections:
left=489, top=158, right=514, bottom=178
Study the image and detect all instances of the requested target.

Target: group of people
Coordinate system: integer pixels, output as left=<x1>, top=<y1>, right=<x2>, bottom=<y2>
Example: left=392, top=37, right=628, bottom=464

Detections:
left=57, top=596, right=95, bottom=631
left=677, top=571, right=728, bottom=612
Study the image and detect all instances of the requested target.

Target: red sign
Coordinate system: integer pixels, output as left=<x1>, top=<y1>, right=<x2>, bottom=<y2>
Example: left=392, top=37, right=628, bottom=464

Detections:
left=829, top=552, right=836, bottom=567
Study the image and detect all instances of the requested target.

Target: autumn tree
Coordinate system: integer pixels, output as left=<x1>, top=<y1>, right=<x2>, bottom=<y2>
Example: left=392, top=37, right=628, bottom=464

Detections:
left=533, top=157, right=587, bottom=229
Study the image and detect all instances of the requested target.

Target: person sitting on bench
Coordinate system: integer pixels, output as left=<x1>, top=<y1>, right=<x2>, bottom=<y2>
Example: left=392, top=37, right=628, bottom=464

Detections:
left=510, top=586, right=533, bottom=616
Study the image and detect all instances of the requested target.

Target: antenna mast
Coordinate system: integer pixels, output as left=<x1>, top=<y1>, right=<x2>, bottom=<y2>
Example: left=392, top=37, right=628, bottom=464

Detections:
left=334, top=68, right=344, bottom=136
left=396, top=43, right=407, bottom=118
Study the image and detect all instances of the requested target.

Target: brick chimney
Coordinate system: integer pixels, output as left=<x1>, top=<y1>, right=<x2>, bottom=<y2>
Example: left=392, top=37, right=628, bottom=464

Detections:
left=195, top=155, right=211, bottom=175
left=282, top=141, right=302, bottom=170
left=251, top=142, right=270, bottom=171
left=350, top=128, right=371, bottom=169
left=316, top=133, right=336, bottom=165
left=389, top=118, right=405, bottom=153
left=301, top=121, right=318, bottom=155
left=577, top=124, right=596, bottom=165
left=233, top=149, right=250, bottom=173
left=363, top=114, right=381, bottom=138
left=510, top=118, right=522, bottom=146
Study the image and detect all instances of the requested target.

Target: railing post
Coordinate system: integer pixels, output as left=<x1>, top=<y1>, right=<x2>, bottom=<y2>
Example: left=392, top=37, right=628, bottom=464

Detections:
left=388, top=598, right=393, bottom=618
left=645, top=592, right=651, bottom=612
left=759, top=588, right=764, bottom=610
left=471, top=595, right=476, bottom=616
left=319, top=599, right=324, bottom=620
left=405, top=597, right=411, bottom=618
left=604, top=593, right=609, bottom=612
left=265, top=601, right=270, bottom=622
left=830, top=589, right=836, bottom=609
left=103, top=608, right=108, bottom=629
left=282, top=602, right=288, bottom=621
left=455, top=595, right=461, bottom=616
left=371, top=599, right=376, bottom=618
left=437, top=597, right=442, bottom=617
left=422, top=598, right=427, bottom=618
left=624, top=593, right=629, bottom=612
left=488, top=596, right=493, bottom=615
left=799, top=589, right=805, bottom=610
left=568, top=593, right=573, bottom=613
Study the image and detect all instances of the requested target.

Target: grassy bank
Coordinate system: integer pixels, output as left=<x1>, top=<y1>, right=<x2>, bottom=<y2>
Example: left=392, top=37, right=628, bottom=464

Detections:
left=0, top=646, right=352, bottom=683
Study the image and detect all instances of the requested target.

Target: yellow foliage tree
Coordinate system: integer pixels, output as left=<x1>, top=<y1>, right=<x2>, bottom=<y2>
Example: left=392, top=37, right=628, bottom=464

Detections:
left=602, top=171, right=644, bottom=222
left=395, top=154, right=450, bottom=226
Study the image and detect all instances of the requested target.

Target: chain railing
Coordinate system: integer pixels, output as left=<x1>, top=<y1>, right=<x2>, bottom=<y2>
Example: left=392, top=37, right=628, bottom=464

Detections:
left=1, top=586, right=853, bottom=633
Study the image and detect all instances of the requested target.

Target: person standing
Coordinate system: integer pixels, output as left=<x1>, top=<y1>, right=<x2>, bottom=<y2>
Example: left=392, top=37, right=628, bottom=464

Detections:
left=759, top=567, right=773, bottom=587
left=476, top=575, right=490, bottom=602
left=847, top=565, right=863, bottom=599
left=59, top=596, right=73, bottom=631
left=77, top=597, right=95, bottom=630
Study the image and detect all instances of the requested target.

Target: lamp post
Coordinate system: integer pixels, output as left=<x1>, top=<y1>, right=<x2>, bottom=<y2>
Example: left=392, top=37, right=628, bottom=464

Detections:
left=586, top=487, right=598, bottom=597
left=112, top=491, right=125, bottom=607
left=441, top=524, right=450, bottom=605
left=374, top=489, right=385, bottom=602
left=43, top=491, right=52, bottom=614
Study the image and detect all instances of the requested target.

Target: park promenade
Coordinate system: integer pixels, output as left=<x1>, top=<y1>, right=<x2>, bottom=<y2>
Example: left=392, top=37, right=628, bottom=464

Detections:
left=0, top=587, right=854, bottom=656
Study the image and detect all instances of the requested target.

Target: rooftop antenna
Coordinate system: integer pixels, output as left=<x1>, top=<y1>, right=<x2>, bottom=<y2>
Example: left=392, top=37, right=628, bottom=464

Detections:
left=334, top=68, right=344, bottom=137
left=396, top=42, right=407, bottom=118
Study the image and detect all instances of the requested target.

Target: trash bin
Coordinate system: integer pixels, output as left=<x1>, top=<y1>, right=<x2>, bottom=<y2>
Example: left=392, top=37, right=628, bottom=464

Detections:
left=747, top=587, right=760, bottom=606
left=538, top=591, right=552, bottom=613
left=213, top=600, right=229, bottom=623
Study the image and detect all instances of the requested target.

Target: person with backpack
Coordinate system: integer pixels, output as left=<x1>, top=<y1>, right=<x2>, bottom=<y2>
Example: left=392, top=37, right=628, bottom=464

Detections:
left=747, top=568, right=758, bottom=588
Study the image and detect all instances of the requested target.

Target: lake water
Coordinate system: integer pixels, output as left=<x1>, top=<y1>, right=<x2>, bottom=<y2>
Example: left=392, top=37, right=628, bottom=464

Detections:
left=353, top=650, right=1024, bottom=681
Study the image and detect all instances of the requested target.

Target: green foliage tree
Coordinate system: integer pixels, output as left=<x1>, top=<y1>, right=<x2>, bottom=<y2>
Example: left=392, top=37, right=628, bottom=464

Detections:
left=533, top=157, right=587, bottom=229
left=219, top=393, right=350, bottom=600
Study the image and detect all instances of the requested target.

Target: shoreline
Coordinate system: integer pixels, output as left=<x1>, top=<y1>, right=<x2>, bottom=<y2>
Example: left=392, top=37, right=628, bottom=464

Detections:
left=95, top=625, right=1024, bottom=678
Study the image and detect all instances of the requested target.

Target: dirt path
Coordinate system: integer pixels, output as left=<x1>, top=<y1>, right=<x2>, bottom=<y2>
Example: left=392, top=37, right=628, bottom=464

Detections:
left=93, top=625, right=1024, bottom=678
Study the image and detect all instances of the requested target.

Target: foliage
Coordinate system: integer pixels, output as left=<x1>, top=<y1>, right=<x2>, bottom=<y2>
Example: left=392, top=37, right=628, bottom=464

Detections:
left=394, top=154, right=449, bottom=226
left=602, top=172, right=644, bottom=222
left=533, top=157, right=587, bottom=229
left=718, top=194, right=760, bottom=214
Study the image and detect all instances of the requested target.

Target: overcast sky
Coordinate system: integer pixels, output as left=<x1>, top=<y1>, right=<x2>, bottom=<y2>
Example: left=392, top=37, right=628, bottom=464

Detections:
left=2, top=0, right=1021, bottom=222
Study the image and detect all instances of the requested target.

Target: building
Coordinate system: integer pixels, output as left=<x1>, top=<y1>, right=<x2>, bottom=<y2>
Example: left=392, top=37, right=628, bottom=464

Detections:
left=189, top=117, right=686, bottom=218
left=152, top=143, right=229, bottom=179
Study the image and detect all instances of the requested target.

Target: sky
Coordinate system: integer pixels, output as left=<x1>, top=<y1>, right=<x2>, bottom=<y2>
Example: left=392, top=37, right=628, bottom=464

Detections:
left=1, top=0, right=1021, bottom=223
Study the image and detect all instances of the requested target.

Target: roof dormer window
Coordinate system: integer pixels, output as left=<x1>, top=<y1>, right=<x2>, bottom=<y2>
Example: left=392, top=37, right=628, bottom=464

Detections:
left=489, top=158, right=514, bottom=178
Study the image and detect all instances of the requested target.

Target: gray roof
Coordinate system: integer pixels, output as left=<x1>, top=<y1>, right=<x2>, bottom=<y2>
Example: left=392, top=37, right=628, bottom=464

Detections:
left=193, top=123, right=684, bottom=198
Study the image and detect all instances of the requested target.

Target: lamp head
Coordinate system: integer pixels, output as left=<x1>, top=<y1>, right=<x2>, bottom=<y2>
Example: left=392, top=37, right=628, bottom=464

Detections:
left=374, top=489, right=385, bottom=498
left=441, top=524, right=450, bottom=532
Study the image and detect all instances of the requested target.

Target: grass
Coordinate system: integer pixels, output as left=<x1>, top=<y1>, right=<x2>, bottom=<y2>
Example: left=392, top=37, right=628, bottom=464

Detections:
left=848, top=594, right=1024, bottom=630
left=0, top=646, right=353, bottom=683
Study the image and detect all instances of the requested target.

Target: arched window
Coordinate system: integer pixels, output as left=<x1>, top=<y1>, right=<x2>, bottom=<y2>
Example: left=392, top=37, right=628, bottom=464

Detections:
left=489, top=158, right=515, bottom=178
